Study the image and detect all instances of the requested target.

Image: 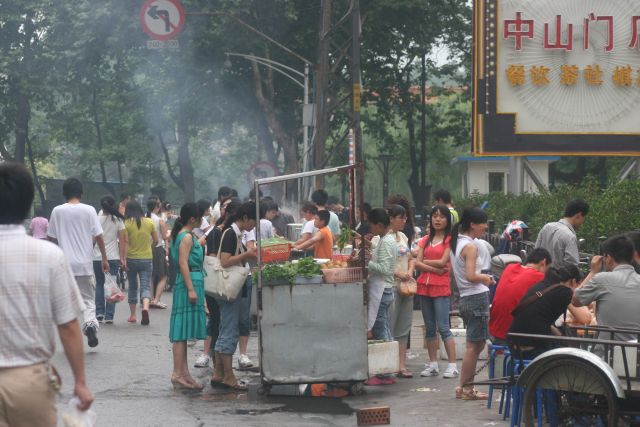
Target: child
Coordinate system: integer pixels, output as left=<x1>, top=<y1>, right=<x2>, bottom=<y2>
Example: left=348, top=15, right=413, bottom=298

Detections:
left=293, top=210, right=333, bottom=259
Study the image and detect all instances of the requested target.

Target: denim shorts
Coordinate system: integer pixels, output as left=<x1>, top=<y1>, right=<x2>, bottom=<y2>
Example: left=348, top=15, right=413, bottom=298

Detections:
left=459, top=292, right=489, bottom=342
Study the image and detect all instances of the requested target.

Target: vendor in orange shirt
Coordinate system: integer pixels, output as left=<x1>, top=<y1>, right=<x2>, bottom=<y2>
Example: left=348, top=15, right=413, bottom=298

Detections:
left=293, top=210, right=333, bottom=259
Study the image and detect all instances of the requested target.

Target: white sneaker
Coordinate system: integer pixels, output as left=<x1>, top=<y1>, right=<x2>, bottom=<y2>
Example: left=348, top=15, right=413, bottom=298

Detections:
left=193, top=353, right=210, bottom=368
left=238, top=354, right=254, bottom=369
left=443, top=365, right=459, bottom=378
left=420, top=364, right=439, bottom=377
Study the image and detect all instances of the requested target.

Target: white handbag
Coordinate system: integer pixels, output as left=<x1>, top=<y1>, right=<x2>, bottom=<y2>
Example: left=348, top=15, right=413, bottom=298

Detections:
left=203, top=228, right=249, bottom=301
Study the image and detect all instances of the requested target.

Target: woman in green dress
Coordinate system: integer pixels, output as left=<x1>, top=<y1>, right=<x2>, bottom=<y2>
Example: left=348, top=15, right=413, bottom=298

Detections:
left=169, top=202, right=207, bottom=390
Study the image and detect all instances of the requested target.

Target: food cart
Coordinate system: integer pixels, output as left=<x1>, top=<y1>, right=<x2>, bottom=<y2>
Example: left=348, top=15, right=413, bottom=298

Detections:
left=253, top=165, right=372, bottom=395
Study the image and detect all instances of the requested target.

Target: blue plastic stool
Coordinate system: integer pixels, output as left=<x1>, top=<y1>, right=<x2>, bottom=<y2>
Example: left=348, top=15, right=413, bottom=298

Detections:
left=508, top=359, right=549, bottom=427
left=487, top=344, right=511, bottom=410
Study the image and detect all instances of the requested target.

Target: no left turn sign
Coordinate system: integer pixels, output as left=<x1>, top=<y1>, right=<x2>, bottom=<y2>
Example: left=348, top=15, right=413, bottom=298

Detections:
left=140, top=0, right=185, bottom=41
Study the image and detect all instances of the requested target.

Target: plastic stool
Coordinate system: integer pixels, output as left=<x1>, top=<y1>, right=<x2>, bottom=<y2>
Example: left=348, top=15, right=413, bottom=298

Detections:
left=487, top=344, right=511, bottom=410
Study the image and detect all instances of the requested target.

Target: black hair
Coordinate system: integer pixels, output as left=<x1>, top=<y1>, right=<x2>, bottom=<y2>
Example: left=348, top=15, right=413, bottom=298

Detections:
left=120, top=192, right=131, bottom=202
left=0, top=162, right=34, bottom=224
left=626, top=231, right=640, bottom=254
left=450, top=207, right=488, bottom=253
left=231, top=189, right=238, bottom=197
left=262, top=196, right=274, bottom=203
left=544, top=264, right=582, bottom=284
left=311, top=189, right=329, bottom=207
left=316, top=209, right=330, bottom=226
left=427, top=204, right=452, bottom=245
left=259, top=200, right=273, bottom=219
left=564, top=199, right=589, bottom=218
left=602, top=234, right=635, bottom=264
left=146, top=196, right=159, bottom=218
left=219, top=197, right=242, bottom=227
left=161, top=201, right=172, bottom=211
left=525, top=247, right=552, bottom=265
left=170, top=202, right=200, bottom=242
left=362, top=202, right=372, bottom=215
left=217, top=186, right=233, bottom=202
left=327, top=196, right=339, bottom=206
left=387, top=194, right=415, bottom=246
left=124, top=200, right=144, bottom=229
left=101, top=195, right=124, bottom=221
left=302, top=201, right=318, bottom=215
left=387, top=204, right=406, bottom=218
left=224, top=201, right=256, bottom=229
left=368, top=208, right=390, bottom=227
left=433, top=189, right=452, bottom=204
left=35, top=207, right=47, bottom=219
left=196, top=199, right=212, bottom=217
left=249, top=188, right=263, bottom=201
left=62, top=178, right=83, bottom=200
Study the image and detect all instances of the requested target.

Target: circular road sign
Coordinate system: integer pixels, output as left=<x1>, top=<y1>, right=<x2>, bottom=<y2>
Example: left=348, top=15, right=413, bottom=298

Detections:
left=140, top=0, right=186, bottom=41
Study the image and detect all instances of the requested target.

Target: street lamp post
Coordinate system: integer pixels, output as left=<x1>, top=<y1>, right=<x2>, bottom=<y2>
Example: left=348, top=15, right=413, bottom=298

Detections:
left=225, top=52, right=313, bottom=201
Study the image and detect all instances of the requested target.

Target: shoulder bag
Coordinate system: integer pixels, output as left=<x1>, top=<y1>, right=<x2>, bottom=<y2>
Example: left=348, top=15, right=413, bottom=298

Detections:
left=203, top=228, right=249, bottom=301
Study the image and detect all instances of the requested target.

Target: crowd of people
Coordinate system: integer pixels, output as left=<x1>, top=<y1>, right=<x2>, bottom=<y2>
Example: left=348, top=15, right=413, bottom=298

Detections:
left=3, top=159, right=640, bottom=425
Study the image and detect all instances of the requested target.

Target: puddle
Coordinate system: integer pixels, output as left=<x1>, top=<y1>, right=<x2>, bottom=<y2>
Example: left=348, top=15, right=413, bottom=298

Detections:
left=225, top=396, right=355, bottom=416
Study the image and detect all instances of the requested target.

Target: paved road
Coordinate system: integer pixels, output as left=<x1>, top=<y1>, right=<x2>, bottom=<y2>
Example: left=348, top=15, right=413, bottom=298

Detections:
left=51, top=294, right=509, bottom=426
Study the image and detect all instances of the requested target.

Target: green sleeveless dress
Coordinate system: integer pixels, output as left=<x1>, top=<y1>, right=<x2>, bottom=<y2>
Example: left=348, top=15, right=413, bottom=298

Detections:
left=169, top=231, right=207, bottom=342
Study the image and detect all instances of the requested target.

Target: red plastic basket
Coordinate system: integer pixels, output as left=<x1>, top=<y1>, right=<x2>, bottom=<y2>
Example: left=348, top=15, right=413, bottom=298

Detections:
left=331, top=254, right=351, bottom=262
left=260, top=243, right=291, bottom=263
left=322, top=267, right=365, bottom=283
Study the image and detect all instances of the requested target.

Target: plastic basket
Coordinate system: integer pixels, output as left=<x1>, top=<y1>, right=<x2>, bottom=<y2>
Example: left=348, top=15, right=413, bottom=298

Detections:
left=322, top=267, right=365, bottom=283
left=331, top=254, right=351, bottom=262
left=261, top=243, right=291, bottom=263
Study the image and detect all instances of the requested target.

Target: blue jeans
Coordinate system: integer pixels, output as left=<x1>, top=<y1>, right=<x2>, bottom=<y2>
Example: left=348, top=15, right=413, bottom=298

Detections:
left=94, top=260, right=119, bottom=320
left=372, top=288, right=394, bottom=341
left=419, top=295, right=453, bottom=342
left=239, top=276, right=252, bottom=337
left=126, top=259, right=152, bottom=305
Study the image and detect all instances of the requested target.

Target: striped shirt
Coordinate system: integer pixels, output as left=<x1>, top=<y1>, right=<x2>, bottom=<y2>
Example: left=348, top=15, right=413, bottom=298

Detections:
left=0, top=225, right=84, bottom=367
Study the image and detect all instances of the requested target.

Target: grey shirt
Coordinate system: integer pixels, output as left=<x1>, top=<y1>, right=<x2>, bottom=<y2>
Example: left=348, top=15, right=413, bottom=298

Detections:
left=574, top=264, right=640, bottom=342
left=535, top=218, right=579, bottom=269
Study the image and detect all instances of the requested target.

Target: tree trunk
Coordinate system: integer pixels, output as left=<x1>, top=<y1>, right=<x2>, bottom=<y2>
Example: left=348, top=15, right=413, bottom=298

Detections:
left=175, top=118, right=195, bottom=203
left=13, top=90, right=29, bottom=163
left=26, top=135, right=46, bottom=208
left=92, top=86, right=114, bottom=195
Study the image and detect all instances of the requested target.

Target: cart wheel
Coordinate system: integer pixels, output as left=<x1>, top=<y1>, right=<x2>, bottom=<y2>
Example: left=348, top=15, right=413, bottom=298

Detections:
left=349, top=382, right=365, bottom=396
left=521, top=359, right=620, bottom=427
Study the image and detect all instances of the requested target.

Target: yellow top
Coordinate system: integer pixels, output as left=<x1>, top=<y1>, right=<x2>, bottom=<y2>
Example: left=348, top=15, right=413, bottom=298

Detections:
left=125, top=218, right=155, bottom=259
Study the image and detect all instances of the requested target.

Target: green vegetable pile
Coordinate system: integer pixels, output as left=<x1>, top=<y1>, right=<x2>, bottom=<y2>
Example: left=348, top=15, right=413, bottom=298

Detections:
left=336, top=228, right=354, bottom=251
left=261, top=257, right=322, bottom=284
left=261, top=237, right=290, bottom=247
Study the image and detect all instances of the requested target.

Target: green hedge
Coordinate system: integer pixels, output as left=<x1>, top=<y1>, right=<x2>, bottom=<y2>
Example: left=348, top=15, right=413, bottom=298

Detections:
left=458, top=178, right=640, bottom=253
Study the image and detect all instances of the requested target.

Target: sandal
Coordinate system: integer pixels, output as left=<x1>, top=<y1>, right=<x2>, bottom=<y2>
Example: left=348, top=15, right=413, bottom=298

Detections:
left=127, top=316, right=137, bottom=323
left=221, top=380, right=248, bottom=391
left=461, top=388, right=488, bottom=400
left=396, top=370, right=413, bottom=378
left=210, top=377, right=225, bottom=388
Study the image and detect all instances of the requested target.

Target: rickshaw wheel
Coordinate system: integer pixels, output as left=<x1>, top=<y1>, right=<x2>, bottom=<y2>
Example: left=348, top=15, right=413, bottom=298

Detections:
left=522, top=358, right=619, bottom=427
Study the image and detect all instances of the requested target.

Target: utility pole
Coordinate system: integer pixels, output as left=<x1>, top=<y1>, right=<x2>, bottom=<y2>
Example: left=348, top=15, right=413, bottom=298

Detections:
left=313, top=0, right=362, bottom=188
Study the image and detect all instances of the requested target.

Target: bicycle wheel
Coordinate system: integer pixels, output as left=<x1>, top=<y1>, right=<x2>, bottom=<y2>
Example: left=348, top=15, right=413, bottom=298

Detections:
left=521, top=358, right=619, bottom=426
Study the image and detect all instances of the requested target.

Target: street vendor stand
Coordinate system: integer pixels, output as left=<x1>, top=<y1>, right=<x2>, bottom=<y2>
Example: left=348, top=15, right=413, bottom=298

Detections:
left=254, top=165, right=370, bottom=395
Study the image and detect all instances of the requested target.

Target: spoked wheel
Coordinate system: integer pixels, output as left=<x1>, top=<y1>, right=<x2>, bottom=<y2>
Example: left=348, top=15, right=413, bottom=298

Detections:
left=522, top=359, right=620, bottom=426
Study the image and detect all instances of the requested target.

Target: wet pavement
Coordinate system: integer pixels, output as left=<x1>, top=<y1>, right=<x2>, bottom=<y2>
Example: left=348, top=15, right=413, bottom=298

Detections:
left=51, top=294, right=509, bottom=426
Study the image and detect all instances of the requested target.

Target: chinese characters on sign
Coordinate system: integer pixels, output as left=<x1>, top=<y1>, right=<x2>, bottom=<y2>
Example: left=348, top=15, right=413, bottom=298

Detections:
left=504, top=12, right=638, bottom=51
left=505, top=64, right=639, bottom=87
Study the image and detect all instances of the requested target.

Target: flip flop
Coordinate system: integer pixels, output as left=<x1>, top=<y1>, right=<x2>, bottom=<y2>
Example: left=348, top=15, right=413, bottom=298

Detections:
left=210, top=378, right=226, bottom=388
left=221, top=380, right=248, bottom=391
left=127, top=316, right=137, bottom=323
left=396, top=370, right=413, bottom=378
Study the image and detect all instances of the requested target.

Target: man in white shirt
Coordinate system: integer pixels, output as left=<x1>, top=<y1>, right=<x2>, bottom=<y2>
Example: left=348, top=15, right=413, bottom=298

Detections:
left=311, top=189, right=341, bottom=240
left=48, top=178, right=109, bottom=348
left=0, top=162, right=93, bottom=426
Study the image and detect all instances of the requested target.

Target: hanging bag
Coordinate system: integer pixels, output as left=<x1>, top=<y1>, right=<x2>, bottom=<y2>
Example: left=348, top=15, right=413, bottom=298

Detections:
left=203, top=228, right=249, bottom=301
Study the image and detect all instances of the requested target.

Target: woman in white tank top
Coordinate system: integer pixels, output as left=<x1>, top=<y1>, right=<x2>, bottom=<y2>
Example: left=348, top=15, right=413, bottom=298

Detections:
left=449, top=207, right=495, bottom=400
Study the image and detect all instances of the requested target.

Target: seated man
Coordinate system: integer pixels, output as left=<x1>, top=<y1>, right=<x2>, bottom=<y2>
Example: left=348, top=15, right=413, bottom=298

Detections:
left=489, top=248, right=552, bottom=345
left=573, top=234, right=640, bottom=341
left=293, top=210, right=333, bottom=259
left=509, top=265, right=583, bottom=359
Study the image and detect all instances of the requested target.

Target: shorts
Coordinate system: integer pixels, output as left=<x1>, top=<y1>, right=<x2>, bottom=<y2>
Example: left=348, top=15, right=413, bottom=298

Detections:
left=152, top=246, right=168, bottom=281
left=460, top=292, right=489, bottom=342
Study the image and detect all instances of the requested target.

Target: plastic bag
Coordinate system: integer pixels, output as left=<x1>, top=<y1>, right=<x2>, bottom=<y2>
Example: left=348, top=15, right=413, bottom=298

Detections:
left=105, top=273, right=125, bottom=303
left=61, top=397, right=96, bottom=427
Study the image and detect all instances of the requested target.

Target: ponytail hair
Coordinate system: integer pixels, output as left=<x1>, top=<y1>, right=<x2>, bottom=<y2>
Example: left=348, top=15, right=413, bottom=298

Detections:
left=170, top=202, right=200, bottom=242
left=146, top=197, right=159, bottom=218
left=450, top=207, right=488, bottom=253
left=100, top=195, right=124, bottom=221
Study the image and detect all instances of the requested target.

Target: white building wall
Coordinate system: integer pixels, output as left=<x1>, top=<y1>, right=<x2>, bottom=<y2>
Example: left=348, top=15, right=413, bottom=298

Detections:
left=464, top=160, right=552, bottom=196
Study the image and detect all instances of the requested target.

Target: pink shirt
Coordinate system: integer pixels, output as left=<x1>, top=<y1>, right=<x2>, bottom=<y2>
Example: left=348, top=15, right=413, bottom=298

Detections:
left=29, top=217, right=49, bottom=239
